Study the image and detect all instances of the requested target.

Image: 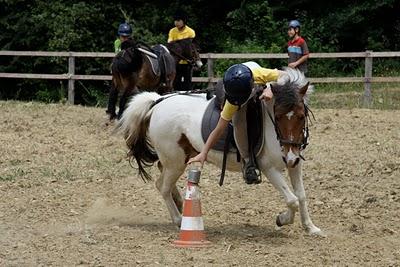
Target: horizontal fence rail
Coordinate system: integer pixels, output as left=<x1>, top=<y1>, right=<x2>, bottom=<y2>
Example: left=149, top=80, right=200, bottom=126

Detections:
left=1, top=50, right=400, bottom=106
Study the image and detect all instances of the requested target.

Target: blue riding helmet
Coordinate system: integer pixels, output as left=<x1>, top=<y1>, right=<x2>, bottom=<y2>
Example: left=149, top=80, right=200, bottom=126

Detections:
left=118, top=23, right=132, bottom=36
left=223, top=64, right=253, bottom=106
left=288, top=20, right=301, bottom=29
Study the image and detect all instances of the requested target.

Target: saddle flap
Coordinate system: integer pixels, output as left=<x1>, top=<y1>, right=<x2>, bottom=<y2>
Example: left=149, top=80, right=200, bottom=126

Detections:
left=243, top=98, right=264, bottom=157
left=201, top=98, right=236, bottom=152
left=145, top=54, right=161, bottom=77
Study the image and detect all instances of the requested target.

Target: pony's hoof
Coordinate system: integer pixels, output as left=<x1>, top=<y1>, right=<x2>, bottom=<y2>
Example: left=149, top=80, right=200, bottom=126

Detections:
left=276, top=214, right=283, bottom=227
left=308, top=227, right=327, bottom=237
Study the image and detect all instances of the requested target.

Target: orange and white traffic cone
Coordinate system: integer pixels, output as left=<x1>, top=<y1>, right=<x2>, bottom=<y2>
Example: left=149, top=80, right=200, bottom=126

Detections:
left=172, top=168, right=211, bottom=248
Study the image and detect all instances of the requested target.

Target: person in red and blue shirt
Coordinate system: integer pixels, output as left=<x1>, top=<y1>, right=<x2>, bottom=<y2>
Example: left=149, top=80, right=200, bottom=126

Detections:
left=287, top=20, right=309, bottom=74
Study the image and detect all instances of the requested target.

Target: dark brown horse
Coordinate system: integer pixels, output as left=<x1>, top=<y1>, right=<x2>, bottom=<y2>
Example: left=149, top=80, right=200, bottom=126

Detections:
left=107, top=42, right=176, bottom=120
left=107, top=39, right=201, bottom=120
left=166, top=38, right=202, bottom=91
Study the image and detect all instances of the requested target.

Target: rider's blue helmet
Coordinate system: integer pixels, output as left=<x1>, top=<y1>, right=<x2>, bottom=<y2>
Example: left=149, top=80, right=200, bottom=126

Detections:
left=118, top=23, right=132, bottom=36
left=288, top=20, right=301, bottom=29
left=223, top=64, right=253, bottom=106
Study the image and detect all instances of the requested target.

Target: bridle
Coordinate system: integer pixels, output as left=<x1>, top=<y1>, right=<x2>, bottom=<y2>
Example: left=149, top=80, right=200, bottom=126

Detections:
left=266, top=102, right=314, bottom=155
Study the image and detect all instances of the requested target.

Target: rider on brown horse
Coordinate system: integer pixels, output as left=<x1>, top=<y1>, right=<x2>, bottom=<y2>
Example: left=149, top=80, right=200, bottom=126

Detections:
left=106, top=22, right=136, bottom=120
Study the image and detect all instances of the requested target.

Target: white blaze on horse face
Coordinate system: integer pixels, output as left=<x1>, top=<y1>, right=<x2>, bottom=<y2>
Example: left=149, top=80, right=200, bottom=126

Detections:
left=286, top=147, right=298, bottom=166
left=286, top=110, right=295, bottom=120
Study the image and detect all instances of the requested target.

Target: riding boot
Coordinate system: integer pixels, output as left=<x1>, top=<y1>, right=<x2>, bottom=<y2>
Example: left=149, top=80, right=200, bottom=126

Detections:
left=233, top=105, right=261, bottom=184
left=245, top=98, right=262, bottom=184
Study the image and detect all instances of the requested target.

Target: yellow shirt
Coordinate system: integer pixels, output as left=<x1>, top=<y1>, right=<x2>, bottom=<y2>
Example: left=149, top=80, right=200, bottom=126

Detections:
left=168, top=25, right=196, bottom=64
left=220, top=62, right=279, bottom=121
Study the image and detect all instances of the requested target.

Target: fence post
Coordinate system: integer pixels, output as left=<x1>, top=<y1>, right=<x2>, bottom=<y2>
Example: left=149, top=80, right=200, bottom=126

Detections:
left=68, top=53, right=75, bottom=104
left=363, top=50, right=373, bottom=107
left=207, top=53, right=214, bottom=88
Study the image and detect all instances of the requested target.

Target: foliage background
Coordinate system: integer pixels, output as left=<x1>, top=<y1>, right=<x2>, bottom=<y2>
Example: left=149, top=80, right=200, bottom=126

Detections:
left=0, top=0, right=399, bottom=105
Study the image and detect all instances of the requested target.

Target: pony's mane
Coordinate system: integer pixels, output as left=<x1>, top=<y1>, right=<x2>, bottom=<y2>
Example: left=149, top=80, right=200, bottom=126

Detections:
left=272, top=67, right=314, bottom=109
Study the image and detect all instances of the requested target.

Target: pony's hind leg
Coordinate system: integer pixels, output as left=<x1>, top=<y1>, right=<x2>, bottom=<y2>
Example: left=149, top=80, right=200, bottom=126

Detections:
left=288, top=165, right=324, bottom=236
left=155, top=165, right=185, bottom=227
left=262, top=167, right=299, bottom=227
left=172, top=185, right=183, bottom=213
left=157, top=162, right=183, bottom=213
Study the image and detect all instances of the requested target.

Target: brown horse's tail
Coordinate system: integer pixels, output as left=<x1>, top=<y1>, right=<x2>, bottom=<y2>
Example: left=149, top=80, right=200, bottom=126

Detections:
left=115, top=92, right=162, bottom=181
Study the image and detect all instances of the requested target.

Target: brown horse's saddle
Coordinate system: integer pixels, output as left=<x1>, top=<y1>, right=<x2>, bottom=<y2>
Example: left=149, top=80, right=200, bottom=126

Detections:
left=144, top=45, right=174, bottom=85
left=201, top=82, right=264, bottom=155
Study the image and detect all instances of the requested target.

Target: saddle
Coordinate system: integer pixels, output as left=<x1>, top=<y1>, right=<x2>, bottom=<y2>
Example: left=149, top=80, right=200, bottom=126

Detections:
left=145, top=44, right=175, bottom=86
left=112, top=42, right=174, bottom=86
left=201, top=97, right=237, bottom=152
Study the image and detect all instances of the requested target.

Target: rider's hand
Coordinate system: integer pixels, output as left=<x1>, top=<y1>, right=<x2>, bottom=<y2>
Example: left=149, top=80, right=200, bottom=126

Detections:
left=259, top=86, right=273, bottom=101
left=288, top=62, right=297, bottom=68
left=187, top=152, right=207, bottom=166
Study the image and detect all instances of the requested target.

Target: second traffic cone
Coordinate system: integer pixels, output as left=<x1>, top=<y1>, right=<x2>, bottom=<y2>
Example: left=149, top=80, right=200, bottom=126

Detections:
left=173, top=168, right=211, bottom=248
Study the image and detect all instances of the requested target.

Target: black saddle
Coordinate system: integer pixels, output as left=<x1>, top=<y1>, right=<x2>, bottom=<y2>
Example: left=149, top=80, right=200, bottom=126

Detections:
left=201, top=97, right=237, bottom=152
left=147, top=44, right=175, bottom=85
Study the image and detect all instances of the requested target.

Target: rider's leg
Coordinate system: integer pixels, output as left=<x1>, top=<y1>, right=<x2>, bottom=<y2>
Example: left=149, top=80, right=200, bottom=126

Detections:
left=106, top=83, right=118, bottom=120
left=174, top=64, right=184, bottom=91
left=181, top=64, right=193, bottom=91
left=232, top=105, right=261, bottom=184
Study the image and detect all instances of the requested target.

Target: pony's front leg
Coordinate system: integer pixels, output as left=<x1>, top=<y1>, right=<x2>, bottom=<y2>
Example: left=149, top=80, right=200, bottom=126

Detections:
left=288, top=164, right=325, bottom=236
left=263, top=167, right=299, bottom=227
left=155, top=167, right=184, bottom=227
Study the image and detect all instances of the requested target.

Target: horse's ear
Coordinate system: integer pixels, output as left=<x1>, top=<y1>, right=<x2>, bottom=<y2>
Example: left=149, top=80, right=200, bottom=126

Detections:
left=299, top=82, right=309, bottom=96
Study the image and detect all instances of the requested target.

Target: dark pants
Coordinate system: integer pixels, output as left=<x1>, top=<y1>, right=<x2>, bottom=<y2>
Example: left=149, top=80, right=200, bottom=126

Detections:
left=174, top=64, right=193, bottom=91
left=106, top=84, right=118, bottom=120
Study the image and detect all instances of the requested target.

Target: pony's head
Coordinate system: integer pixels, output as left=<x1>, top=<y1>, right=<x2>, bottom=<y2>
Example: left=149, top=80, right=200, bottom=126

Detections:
left=270, top=68, right=313, bottom=168
left=167, top=39, right=202, bottom=68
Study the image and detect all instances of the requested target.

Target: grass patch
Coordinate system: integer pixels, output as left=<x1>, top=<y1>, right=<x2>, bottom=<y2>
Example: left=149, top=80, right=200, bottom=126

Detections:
left=310, top=83, right=400, bottom=109
left=0, top=168, right=27, bottom=182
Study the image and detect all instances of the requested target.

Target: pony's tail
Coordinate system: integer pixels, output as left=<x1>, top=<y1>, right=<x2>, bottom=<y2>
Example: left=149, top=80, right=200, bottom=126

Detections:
left=116, top=92, right=162, bottom=182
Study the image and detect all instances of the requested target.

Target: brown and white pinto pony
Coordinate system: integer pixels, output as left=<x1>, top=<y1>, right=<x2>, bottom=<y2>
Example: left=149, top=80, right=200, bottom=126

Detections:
left=117, top=68, right=324, bottom=237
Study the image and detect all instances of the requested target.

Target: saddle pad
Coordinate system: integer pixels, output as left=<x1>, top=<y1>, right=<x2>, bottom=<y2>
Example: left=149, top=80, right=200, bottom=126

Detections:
left=201, top=98, right=237, bottom=152
left=145, top=54, right=160, bottom=76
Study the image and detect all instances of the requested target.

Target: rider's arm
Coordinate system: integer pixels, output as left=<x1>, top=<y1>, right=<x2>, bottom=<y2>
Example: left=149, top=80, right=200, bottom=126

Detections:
left=187, top=117, right=229, bottom=165
left=188, top=101, right=238, bottom=165
left=259, top=70, right=289, bottom=101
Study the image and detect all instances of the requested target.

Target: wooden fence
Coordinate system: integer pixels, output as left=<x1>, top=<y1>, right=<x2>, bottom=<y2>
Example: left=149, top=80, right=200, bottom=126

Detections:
left=1, top=50, right=400, bottom=106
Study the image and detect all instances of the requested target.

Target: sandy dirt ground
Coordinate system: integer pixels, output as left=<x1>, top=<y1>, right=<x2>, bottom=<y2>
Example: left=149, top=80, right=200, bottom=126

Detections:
left=0, top=101, right=399, bottom=266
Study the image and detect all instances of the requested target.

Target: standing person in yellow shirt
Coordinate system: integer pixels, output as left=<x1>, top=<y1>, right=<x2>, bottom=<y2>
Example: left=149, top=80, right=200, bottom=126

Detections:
left=168, top=10, right=196, bottom=91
